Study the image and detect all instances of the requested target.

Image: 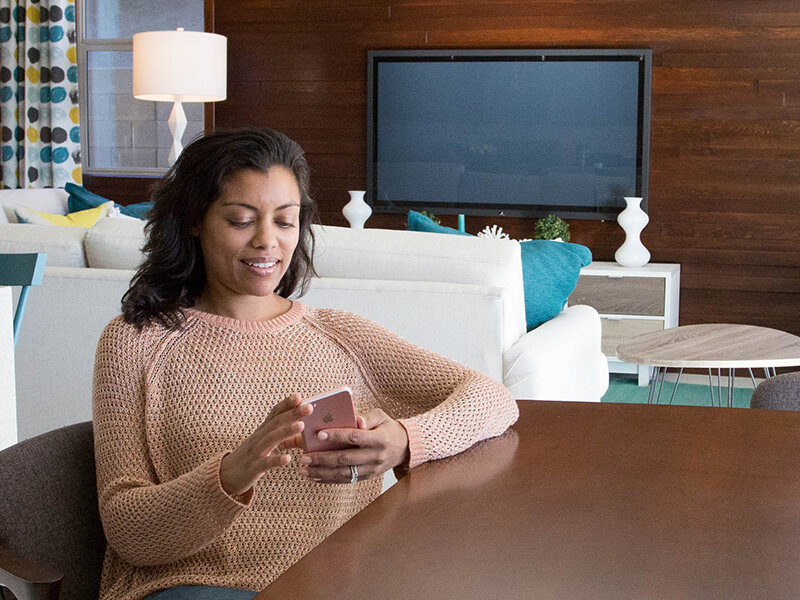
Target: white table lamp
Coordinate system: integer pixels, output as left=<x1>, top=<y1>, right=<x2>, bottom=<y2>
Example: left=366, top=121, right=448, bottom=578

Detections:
left=133, top=28, right=227, bottom=166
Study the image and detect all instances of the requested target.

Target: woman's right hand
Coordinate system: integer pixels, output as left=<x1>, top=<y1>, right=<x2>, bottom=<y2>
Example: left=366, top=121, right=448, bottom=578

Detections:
left=219, top=393, right=311, bottom=497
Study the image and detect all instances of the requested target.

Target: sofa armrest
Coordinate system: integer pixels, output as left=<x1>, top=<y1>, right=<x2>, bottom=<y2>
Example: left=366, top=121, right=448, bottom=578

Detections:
left=0, top=547, right=62, bottom=600
left=503, top=305, right=609, bottom=402
left=14, top=267, right=135, bottom=441
left=0, top=188, right=69, bottom=223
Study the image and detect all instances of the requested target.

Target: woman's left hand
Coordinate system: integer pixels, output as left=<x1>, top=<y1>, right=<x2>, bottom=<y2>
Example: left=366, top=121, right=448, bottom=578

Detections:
left=297, top=408, right=410, bottom=484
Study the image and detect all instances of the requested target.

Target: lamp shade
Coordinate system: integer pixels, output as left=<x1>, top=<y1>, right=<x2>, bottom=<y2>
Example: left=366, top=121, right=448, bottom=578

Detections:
left=133, top=29, right=227, bottom=102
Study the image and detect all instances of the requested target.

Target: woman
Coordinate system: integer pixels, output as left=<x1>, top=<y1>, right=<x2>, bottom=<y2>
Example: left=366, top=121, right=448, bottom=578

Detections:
left=92, top=128, right=519, bottom=600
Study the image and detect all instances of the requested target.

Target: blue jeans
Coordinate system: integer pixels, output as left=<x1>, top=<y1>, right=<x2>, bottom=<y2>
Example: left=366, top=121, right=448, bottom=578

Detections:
left=144, top=586, right=257, bottom=599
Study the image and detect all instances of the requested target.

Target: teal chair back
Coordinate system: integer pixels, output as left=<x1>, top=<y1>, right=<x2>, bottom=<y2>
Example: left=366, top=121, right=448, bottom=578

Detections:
left=0, top=253, right=47, bottom=348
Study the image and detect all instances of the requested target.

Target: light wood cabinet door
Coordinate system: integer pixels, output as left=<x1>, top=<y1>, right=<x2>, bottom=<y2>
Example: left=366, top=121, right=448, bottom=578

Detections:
left=600, top=318, right=664, bottom=358
left=571, top=276, right=666, bottom=316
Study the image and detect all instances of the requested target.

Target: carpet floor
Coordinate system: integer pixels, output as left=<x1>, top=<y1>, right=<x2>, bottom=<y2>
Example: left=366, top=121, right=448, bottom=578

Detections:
left=601, top=375, right=754, bottom=408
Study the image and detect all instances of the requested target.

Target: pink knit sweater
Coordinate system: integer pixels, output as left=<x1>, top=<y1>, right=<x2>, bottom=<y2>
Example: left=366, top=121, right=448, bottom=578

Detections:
left=92, top=302, right=518, bottom=600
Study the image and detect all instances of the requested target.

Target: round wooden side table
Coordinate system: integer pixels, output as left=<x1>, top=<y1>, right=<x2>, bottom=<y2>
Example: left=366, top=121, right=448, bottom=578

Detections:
left=616, top=323, right=800, bottom=406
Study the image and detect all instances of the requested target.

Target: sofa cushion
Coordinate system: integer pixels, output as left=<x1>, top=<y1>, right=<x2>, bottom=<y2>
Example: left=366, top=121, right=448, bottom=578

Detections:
left=0, top=188, right=69, bottom=223
left=65, top=183, right=153, bottom=220
left=14, top=202, right=115, bottom=228
left=301, top=277, right=506, bottom=384
left=312, top=223, right=526, bottom=354
left=0, top=224, right=88, bottom=267
left=84, top=217, right=146, bottom=270
left=408, top=210, right=592, bottom=330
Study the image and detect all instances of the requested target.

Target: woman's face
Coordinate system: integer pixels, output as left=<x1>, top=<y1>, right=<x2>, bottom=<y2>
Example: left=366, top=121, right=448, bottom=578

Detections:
left=197, top=167, right=302, bottom=313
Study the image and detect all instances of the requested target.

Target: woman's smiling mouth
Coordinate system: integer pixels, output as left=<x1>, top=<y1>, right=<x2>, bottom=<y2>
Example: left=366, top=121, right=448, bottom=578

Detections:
left=242, top=258, right=279, bottom=273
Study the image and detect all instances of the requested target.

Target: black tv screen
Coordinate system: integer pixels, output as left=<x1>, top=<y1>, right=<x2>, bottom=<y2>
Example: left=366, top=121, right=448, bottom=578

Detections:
left=367, top=49, right=652, bottom=220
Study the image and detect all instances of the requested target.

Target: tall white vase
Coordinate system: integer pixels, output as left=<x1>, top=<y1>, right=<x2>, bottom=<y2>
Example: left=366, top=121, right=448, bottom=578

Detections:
left=615, top=196, right=650, bottom=268
left=342, top=190, right=372, bottom=229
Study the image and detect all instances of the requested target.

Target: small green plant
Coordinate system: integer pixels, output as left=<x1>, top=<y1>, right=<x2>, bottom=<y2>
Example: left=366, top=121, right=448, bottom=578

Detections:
left=420, top=211, right=441, bottom=225
left=534, top=214, right=570, bottom=242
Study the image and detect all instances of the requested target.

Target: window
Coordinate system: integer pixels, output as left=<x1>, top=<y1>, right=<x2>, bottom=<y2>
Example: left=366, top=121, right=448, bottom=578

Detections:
left=77, top=0, right=204, bottom=174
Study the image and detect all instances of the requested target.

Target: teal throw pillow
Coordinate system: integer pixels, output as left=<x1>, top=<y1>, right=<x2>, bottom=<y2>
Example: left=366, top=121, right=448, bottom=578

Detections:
left=407, top=210, right=471, bottom=236
left=407, top=210, right=591, bottom=330
left=65, top=182, right=153, bottom=220
left=519, top=240, right=592, bottom=330
left=120, top=202, right=154, bottom=219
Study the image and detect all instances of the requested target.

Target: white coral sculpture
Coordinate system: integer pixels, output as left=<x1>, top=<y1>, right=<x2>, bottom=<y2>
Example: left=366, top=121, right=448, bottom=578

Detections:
left=477, top=224, right=531, bottom=242
left=477, top=224, right=510, bottom=240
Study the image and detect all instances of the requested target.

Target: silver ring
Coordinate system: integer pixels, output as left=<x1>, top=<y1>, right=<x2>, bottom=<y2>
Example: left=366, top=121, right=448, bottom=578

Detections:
left=349, top=465, right=358, bottom=483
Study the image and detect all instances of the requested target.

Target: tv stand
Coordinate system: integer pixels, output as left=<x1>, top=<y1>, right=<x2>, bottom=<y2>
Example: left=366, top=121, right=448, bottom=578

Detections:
left=569, top=262, right=681, bottom=386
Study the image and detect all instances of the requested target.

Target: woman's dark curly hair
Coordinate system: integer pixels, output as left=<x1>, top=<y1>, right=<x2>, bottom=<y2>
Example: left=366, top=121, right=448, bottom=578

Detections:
left=121, top=127, right=319, bottom=330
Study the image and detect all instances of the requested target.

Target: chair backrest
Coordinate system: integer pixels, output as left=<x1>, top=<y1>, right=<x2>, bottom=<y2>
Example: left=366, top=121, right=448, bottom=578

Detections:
left=0, top=253, right=47, bottom=348
left=750, top=372, right=800, bottom=411
left=0, top=421, right=106, bottom=600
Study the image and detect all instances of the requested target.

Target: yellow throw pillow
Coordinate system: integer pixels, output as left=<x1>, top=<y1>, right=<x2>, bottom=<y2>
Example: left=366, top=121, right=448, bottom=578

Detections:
left=14, top=201, right=115, bottom=227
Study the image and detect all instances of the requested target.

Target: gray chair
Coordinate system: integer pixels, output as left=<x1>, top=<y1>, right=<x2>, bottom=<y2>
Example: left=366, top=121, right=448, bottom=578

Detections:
left=0, top=422, right=105, bottom=600
left=750, top=372, right=800, bottom=411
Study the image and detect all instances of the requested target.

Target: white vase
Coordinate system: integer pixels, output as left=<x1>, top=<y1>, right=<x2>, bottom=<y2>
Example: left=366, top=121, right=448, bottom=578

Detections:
left=342, top=190, right=371, bottom=229
left=615, top=196, right=650, bottom=268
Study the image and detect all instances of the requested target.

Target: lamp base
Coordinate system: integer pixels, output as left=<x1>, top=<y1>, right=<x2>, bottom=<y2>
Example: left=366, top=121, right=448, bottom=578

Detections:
left=168, top=97, right=187, bottom=166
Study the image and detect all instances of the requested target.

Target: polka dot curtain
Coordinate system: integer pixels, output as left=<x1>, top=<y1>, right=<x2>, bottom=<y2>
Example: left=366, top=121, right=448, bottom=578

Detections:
left=0, top=0, right=81, bottom=189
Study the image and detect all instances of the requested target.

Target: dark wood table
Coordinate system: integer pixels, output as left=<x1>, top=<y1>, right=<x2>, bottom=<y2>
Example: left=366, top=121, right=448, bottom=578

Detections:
left=256, top=401, right=800, bottom=600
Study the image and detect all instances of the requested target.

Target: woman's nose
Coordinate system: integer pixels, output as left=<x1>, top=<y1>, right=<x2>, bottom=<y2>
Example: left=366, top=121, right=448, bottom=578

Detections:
left=251, top=222, right=278, bottom=248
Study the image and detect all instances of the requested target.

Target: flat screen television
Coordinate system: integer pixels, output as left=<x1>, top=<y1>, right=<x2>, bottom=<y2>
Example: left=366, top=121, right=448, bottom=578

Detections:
left=367, top=49, right=652, bottom=220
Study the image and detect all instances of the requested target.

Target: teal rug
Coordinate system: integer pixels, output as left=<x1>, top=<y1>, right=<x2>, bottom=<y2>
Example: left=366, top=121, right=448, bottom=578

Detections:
left=601, top=375, right=754, bottom=408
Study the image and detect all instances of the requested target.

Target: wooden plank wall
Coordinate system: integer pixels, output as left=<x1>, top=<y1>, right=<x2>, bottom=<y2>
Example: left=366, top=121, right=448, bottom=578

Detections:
left=102, top=1, right=800, bottom=335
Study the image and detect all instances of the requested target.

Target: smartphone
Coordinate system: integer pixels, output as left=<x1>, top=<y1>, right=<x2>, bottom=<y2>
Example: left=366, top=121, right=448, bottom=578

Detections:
left=300, top=387, right=358, bottom=453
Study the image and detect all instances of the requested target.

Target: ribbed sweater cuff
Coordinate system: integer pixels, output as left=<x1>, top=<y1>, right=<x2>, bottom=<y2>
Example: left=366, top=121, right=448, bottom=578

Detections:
left=204, top=452, right=254, bottom=526
left=398, top=417, right=426, bottom=469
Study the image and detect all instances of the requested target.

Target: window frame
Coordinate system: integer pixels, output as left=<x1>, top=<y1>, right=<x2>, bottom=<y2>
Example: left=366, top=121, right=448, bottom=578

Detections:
left=76, top=0, right=206, bottom=177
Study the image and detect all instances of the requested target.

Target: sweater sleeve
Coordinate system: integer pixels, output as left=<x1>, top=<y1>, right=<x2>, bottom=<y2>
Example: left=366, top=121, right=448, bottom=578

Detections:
left=92, top=317, right=252, bottom=567
left=309, top=310, right=519, bottom=469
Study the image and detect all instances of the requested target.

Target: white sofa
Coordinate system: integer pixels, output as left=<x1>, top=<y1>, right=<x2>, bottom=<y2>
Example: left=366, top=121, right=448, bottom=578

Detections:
left=1, top=189, right=608, bottom=443
left=0, top=287, right=15, bottom=449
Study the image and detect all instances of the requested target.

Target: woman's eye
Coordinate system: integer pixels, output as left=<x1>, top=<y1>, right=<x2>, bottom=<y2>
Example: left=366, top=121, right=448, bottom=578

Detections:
left=228, top=220, right=253, bottom=228
left=276, top=221, right=296, bottom=229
